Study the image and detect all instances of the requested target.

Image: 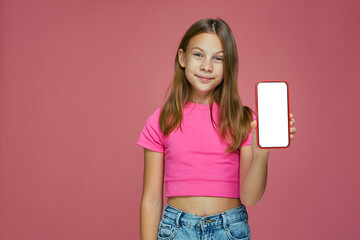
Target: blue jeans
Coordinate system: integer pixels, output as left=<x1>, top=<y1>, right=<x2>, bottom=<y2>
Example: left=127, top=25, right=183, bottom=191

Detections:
left=157, top=203, right=251, bottom=240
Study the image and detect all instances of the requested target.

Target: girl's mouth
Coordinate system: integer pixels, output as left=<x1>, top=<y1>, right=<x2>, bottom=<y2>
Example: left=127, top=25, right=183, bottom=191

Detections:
left=196, top=75, right=213, bottom=82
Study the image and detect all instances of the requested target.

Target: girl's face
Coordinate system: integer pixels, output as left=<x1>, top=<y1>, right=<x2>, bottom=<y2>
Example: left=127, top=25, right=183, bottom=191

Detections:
left=178, top=33, right=224, bottom=104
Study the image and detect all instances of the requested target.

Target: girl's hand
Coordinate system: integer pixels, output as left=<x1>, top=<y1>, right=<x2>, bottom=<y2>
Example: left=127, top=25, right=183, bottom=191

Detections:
left=289, top=113, right=296, bottom=140
left=250, top=120, right=270, bottom=159
left=250, top=113, right=296, bottom=158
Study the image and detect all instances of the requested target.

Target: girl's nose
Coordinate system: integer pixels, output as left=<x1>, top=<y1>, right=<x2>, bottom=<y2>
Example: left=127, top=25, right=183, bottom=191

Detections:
left=200, top=59, right=212, bottom=72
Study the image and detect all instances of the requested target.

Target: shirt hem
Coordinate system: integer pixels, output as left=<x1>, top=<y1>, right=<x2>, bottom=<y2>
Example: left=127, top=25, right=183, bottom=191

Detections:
left=165, top=180, right=240, bottom=199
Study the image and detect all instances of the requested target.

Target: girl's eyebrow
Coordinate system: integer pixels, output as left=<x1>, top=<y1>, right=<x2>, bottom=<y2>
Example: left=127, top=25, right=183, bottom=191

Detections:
left=191, top=47, right=224, bottom=54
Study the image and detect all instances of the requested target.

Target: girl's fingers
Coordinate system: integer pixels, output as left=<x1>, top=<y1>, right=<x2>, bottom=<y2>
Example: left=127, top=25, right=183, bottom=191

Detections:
left=289, top=114, right=295, bottom=124
left=289, top=117, right=295, bottom=126
left=289, top=114, right=296, bottom=140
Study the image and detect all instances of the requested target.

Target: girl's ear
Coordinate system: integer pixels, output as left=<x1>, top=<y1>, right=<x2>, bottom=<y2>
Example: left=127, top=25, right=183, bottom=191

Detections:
left=178, top=48, right=185, bottom=68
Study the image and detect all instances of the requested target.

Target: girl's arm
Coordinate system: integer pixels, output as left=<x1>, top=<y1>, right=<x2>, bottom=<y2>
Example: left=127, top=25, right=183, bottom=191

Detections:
left=140, top=149, right=164, bottom=240
left=239, top=114, right=296, bottom=206
left=239, top=145, right=269, bottom=207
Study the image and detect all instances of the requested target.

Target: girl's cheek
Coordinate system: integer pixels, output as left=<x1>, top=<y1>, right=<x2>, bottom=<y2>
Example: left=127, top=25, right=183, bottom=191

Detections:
left=188, top=59, right=200, bottom=67
left=189, top=57, right=199, bottom=63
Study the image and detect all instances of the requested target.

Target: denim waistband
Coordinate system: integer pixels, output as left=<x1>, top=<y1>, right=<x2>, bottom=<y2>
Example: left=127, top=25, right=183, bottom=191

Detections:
left=162, top=203, right=248, bottom=230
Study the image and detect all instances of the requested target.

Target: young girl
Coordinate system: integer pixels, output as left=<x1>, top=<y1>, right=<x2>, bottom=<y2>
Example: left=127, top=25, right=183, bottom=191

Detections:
left=137, top=18, right=296, bottom=240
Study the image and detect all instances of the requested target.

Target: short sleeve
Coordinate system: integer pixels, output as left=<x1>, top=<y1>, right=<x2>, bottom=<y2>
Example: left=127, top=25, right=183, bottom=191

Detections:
left=240, top=111, right=257, bottom=148
left=136, top=107, right=165, bottom=153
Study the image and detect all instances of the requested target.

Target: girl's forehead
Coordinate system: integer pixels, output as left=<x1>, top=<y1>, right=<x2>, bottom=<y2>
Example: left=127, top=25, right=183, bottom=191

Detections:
left=188, top=33, right=223, bottom=53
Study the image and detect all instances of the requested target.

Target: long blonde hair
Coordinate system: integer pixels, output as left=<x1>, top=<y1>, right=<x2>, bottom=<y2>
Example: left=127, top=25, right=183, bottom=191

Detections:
left=159, top=18, right=254, bottom=152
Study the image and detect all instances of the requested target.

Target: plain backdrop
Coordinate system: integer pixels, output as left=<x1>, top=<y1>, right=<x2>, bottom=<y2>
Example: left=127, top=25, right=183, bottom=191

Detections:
left=0, top=0, right=359, bottom=239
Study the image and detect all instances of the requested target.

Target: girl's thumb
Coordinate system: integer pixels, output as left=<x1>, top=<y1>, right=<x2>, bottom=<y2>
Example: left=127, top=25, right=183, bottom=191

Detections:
left=250, top=120, right=257, bottom=129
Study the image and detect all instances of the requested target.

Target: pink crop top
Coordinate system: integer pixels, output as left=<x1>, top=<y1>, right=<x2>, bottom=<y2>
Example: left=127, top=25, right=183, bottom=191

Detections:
left=136, top=101, right=255, bottom=198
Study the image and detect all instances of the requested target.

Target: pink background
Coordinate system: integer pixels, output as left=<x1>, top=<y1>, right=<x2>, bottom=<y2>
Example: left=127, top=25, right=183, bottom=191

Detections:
left=1, top=0, right=359, bottom=239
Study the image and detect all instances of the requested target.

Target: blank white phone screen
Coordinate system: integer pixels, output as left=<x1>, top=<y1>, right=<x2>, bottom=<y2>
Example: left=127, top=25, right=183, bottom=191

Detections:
left=257, top=82, right=289, bottom=148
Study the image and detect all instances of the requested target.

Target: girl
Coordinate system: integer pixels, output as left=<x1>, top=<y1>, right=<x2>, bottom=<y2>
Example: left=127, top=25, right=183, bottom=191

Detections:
left=137, top=18, right=296, bottom=240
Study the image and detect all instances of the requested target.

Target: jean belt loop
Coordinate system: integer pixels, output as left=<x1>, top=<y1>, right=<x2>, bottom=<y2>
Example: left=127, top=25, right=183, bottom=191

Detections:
left=175, top=209, right=183, bottom=227
left=243, top=205, right=248, bottom=219
left=221, top=211, right=227, bottom=230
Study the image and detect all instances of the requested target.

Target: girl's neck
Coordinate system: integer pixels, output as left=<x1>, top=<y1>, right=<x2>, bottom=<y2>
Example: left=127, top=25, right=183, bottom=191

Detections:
left=189, top=96, right=213, bottom=105
left=189, top=101, right=210, bottom=105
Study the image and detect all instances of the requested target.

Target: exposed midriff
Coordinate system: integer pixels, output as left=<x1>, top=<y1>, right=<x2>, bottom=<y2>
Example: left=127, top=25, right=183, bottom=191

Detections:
left=167, top=196, right=243, bottom=217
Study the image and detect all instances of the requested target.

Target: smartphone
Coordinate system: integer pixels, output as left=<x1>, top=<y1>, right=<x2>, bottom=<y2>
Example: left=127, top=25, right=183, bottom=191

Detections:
left=255, top=81, right=290, bottom=149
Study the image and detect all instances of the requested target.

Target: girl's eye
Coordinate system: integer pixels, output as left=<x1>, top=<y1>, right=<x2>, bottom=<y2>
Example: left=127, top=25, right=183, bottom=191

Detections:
left=194, top=53, right=202, bottom=57
left=215, top=57, right=223, bottom=61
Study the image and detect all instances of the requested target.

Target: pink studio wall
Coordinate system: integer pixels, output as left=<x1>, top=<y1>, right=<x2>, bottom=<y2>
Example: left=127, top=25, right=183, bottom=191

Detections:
left=0, top=0, right=359, bottom=239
